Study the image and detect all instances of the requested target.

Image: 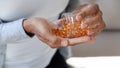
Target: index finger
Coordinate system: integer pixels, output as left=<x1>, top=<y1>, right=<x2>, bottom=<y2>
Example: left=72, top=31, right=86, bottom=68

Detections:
left=76, top=3, right=100, bottom=19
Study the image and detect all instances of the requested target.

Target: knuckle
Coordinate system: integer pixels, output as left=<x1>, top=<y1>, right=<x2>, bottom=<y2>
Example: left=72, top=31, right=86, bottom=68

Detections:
left=92, top=3, right=99, bottom=9
left=83, top=3, right=100, bottom=16
left=103, top=22, right=106, bottom=28
left=98, top=22, right=106, bottom=30
left=91, top=3, right=99, bottom=13
left=99, top=11, right=103, bottom=15
left=80, top=12, right=86, bottom=18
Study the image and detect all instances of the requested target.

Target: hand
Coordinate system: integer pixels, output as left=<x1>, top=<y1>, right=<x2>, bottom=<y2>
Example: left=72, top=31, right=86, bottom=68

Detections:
left=58, top=4, right=106, bottom=37
left=75, top=3, right=106, bottom=36
left=23, top=17, right=94, bottom=48
left=57, top=4, right=105, bottom=46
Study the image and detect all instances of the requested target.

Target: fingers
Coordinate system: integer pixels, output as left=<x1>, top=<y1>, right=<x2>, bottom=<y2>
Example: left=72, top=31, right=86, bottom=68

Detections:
left=37, top=32, right=95, bottom=48
left=81, top=11, right=102, bottom=29
left=37, top=33, right=61, bottom=48
left=43, top=36, right=68, bottom=48
left=87, top=21, right=106, bottom=36
left=79, top=11, right=105, bottom=36
left=67, top=36, right=95, bottom=46
left=57, top=18, right=66, bottom=27
left=76, top=3, right=100, bottom=21
left=72, top=4, right=88, bottom=14
left=51, top=36, right=95, bottom=47
left=37, top=30, right=69, bottom=48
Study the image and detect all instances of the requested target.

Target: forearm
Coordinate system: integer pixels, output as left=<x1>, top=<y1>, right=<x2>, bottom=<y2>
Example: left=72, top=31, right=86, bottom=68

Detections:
left=0, top=18, right=30, bottom=43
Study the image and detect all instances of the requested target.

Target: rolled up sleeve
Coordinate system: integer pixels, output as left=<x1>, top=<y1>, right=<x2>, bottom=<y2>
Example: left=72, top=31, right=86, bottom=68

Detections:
left=0, top=18, right=30, bottom=43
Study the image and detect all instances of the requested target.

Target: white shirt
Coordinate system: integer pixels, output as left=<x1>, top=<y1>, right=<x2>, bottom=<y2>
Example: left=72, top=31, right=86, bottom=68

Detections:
left=0, top=0, right=69, bottom=68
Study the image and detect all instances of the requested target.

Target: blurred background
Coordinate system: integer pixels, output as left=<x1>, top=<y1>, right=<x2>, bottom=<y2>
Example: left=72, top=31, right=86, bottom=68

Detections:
left=68, top=0, right=120, bottom=68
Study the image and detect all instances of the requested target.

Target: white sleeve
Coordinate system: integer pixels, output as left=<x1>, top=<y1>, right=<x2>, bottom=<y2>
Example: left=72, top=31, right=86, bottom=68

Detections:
left=0, top=18, right=30, bottom=43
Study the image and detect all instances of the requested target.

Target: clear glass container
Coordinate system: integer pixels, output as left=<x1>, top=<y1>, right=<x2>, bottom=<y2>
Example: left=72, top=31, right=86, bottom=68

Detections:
left=52, top=13, right=91, bottom=38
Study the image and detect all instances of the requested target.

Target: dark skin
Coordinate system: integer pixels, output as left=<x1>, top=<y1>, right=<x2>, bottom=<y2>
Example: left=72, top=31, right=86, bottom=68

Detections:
left=23, top=4, right=106, bottom=48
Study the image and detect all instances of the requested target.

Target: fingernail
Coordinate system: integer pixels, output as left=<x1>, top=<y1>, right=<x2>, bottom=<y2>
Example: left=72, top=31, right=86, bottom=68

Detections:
left=76, top=15, right=82, bottom=21
left=81, top=23, right=88, bottom=29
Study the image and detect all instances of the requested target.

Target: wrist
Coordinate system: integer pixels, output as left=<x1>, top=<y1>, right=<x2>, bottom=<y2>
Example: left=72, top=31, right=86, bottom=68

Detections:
left=23, top=19, right=34, bottom=37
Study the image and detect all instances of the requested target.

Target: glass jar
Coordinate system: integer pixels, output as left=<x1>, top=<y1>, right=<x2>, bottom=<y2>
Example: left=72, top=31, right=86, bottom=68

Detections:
left=52, top=12, right=91, bottom=38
